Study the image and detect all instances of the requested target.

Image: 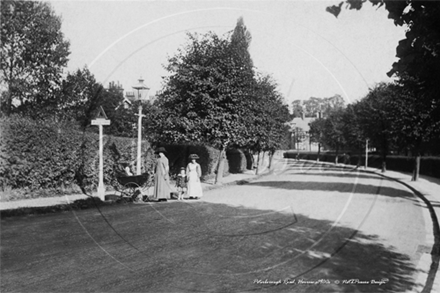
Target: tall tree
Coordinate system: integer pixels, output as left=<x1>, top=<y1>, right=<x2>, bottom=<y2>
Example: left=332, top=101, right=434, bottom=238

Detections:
left=247, top=74, right=291, bottom=172
left=387, top=82, right=439, bottom=180
left=309, top=117, right=326, bottom=160
left=327, top=0, right=440, bottom=181
left=1, top=0, right=70, bottom=117
left=156, top=30, right=255, bottom=183
left=354, top=83, right=398, bottom=172
left=292, top=94, right=345, bottom=118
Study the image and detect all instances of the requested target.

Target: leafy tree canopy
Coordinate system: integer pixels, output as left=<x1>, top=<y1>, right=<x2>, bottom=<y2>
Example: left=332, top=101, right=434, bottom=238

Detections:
left=156, top=29, right=256, bottom=149
left=1, top=0, right=70, bottom=117
left=292, top=94, right=345, bottom=118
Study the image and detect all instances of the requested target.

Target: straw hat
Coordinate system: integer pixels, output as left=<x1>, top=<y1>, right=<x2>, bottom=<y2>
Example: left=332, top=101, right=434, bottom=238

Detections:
left=155, top=147, right=167, bottom=154
left=188, top=154, right=199, bottom=160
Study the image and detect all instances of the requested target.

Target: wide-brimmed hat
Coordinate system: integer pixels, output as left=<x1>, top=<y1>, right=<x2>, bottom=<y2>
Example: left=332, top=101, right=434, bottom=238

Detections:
left=155, top=147, right=167, bottom=154
left=189, top=154, right=199, bottom=160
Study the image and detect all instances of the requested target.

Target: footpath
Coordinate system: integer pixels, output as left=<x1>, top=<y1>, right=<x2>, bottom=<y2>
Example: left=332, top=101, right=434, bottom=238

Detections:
left=0, top=153, right=278, bottom=212
left=1, top=155, right=439, bottom=292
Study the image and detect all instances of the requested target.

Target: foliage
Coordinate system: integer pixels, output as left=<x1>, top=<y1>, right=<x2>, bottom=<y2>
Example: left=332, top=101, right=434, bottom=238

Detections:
left=247, top=74, right=291, bottom=153
left=326, top=0, right=440, bottom=178
left=155, top=144, right=230, bottom=181
left=0, top=116, right=154, bottom=198
left=156, top=31, right=254, bottom=150
left=352, top=82, right=398, bottom=170
left=340, top=103, right=364, bottom=151
left=156, top=19, right=290, bottom=155
left=308, top=107, right=346, bottom=154
left=387, top=82, right=440, bottom=155
left=282, top=151, right=440, bottom=179
left=309, top=117, right=326, bottom=145
left=226, top=148, right=247, bottom=174
left=292, top=94, right=345, bottom=118
left=58, top=67, right=135, bottom=135
left=0, top=0, right=70, bottom=117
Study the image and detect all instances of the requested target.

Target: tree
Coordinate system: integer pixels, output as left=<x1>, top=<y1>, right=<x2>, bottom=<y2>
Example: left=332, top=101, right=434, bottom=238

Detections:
left=58, top=67, right=134, bottom=135
left=247, top=74, right=291, bottom=172
left=291, top=94, right=345, bottom=118
left=354, top=83, right=398, bottom=172
left=1, top=0, right=70, bottom=117
left=323, top=108, right=346, bottom=163
left=156, top=29, right=255, bottom=183
left=341, top=103, right=366, bottom=166
left=386, top=82, right=439, bottom=180
left=309, top=117, right=326, bottom=160
left=327, top=0, right=440, bottom=181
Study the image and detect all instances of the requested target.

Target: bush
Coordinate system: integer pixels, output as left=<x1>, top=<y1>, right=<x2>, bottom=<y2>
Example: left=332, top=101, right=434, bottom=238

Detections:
left=154, top=144, right=229, bottom=181
left=282, top=151, right=440, bottom=178
left=226, top=148, right=247, bottom=173
left=0, top=116, right=155, bottom=199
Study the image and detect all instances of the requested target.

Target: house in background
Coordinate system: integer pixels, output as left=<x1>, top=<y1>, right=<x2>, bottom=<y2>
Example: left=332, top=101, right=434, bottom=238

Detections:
left=287, top=111, right=322, bottom=151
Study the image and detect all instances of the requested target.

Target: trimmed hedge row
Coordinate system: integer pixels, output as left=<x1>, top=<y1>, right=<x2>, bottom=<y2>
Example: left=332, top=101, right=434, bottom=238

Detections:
left=157, top=144, right=229, bottom=181
left=0, top=116, right=155, bottom=197
left=283, top=151, right=440, bottom=178
left=1, top=117, right=254, bottom=199
left=226, top=148, right=247, bottom=173
left=0, top=116, right=258, bottom=200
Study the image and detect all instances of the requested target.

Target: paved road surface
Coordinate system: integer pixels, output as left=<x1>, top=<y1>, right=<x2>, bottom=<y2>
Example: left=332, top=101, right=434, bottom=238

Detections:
left=0, top=159, right=433, bottom=292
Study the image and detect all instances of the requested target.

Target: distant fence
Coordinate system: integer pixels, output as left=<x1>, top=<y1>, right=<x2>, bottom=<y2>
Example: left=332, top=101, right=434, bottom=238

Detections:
left=283, top=151, right=440, bottom=179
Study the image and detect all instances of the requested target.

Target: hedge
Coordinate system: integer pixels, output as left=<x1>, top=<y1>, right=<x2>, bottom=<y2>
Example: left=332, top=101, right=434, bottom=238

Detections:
left=226, top=148, right=247, bottom=173
left=156, top=144, right=229, bottom=181
left=0, top=116, right=254, bottom=200
left=0, top=116, right=155, bottom=199
left=283, top=151, right=440, bottom=178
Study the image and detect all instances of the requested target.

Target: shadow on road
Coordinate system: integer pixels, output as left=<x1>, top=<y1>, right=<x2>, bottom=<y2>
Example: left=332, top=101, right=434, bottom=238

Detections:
left=1, top=200, right=423, bottom=293
left=282, top=171, right=383, bottom=180
left=246, top=180, right=415, bottom=199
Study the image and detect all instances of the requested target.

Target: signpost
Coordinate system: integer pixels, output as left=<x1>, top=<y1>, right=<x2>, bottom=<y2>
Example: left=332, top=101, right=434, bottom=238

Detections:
left=91, top=106, right=110, bottom=201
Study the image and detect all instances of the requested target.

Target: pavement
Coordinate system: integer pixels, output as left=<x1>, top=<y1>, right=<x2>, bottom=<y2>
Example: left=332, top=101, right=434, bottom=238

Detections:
left=0, top=153, right=277, bottom=211
left=1, top=153, right=439, bottom=292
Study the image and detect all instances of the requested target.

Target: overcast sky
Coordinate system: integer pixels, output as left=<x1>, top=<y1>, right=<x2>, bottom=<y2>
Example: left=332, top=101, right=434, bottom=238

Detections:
left=48, top=0, right=407, bottom=105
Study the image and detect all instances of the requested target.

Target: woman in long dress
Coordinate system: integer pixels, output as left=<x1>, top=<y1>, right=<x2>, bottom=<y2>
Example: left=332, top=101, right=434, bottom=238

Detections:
left=153, top=147, right=170, bottom=201
left=186, top=154, right=203, bottom=199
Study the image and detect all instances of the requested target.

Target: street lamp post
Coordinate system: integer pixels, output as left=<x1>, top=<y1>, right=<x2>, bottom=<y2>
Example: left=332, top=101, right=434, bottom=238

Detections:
left=132, top=77, right=150, bottom=175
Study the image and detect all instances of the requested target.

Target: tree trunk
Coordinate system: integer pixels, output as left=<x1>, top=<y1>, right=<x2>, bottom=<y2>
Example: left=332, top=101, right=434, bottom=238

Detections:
left=335, top=143, right=339, bottom=165
left=255, top=152, right=261, bottom=175
left=5, top=91, right=12, bottom=116
left=268, top=150, right=274, bottom=170
left=381, top=138, right=388, bottom=173
left=412, top=155, right=421, bottom=181
left=262, top=151, right=266, bottom=170
left=381, top=152, right=387, bottom=173
left=214, top=147, right=226, bottom=185
left=317, top=143, right=321, bottom=162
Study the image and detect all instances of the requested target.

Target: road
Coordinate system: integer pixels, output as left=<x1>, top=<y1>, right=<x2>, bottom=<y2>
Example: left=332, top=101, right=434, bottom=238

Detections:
left=0, top=160, right=430, bottom=292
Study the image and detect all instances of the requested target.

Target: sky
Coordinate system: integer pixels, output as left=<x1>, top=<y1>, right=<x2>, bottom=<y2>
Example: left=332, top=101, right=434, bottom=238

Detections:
left=48, top=0, right=407, bottom=106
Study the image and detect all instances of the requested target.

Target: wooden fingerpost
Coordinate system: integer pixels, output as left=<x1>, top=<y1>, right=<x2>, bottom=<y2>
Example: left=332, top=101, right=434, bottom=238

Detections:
left=91, top=106, right=111, bottom=201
